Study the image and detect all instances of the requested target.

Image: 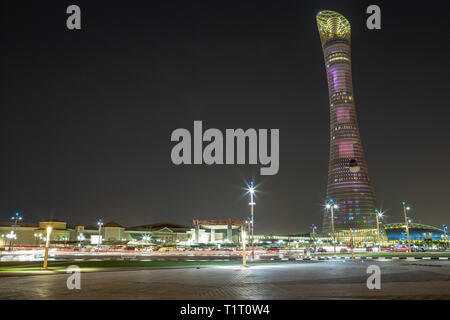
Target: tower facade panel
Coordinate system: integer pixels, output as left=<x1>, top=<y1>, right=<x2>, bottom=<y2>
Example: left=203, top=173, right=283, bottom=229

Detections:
left=316, top=11, right=377, bottom=233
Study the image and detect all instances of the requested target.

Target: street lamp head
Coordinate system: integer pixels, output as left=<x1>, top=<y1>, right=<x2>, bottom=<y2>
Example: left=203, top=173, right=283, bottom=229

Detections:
left=378, top=212, right=383, bottom=218
left=46, top=226, right=52, bottom=233
left=249, top=187, right=255, bottom=194
left=325, top=204, right=331, bottom=209
left=333, top=204, right=338, bottom=209
left=406, top=206, right=411, bottom=211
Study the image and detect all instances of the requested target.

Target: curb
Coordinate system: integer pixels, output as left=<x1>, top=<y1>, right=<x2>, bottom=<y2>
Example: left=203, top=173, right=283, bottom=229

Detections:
left=290, top=256, right=449, bottom=261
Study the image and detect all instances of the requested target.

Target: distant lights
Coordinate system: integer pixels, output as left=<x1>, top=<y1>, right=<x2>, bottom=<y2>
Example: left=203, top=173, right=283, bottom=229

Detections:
left=11, top=211, right=23, bottom=222
left=6, top=231, right=16, bottom=240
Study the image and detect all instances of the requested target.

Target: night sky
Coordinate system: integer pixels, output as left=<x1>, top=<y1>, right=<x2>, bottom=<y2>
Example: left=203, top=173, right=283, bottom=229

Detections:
left=1, top=0, right=449, bottom=234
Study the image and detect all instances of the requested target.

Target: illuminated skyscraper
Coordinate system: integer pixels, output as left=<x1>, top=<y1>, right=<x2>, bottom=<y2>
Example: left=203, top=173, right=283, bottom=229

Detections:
left=316, top=11, right=377, bottom=235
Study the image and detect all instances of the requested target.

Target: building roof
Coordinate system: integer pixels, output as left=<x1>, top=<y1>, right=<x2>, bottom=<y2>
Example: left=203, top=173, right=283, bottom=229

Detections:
left=192, top=219, right=245, bottom=227
left=0, top=222, right=39, bottom=228
left=384, top=223, right=443, bottom=232
left=41, top=219, right=65, bottom=223
left=103, top=221, right=124, bottom=228
left=127, top=222, right=190, bottom=231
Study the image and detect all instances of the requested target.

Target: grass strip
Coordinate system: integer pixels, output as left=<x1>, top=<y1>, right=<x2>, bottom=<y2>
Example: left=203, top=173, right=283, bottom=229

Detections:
left=0, top=259, right=289, bottom=272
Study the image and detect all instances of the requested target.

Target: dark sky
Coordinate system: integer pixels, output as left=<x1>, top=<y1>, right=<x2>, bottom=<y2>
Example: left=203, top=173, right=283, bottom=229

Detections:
left=1, top=0, right=449, bottom=234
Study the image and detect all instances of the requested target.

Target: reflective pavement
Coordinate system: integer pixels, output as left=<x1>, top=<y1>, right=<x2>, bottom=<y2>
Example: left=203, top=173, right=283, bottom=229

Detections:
left=0, top=260, right=449, bottom=299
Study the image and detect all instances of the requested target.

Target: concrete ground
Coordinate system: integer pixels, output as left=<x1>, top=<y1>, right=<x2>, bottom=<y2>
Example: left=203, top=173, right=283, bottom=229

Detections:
left=0, top=260, right=449, bottom=300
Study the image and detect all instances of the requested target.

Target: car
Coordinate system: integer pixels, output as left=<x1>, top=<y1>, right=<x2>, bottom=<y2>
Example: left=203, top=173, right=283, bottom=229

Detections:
left=392, top=245, right=409, bottom=252
left=365, top=247, right=373, bottom=252
left=317, top=247, right=327, bottom=253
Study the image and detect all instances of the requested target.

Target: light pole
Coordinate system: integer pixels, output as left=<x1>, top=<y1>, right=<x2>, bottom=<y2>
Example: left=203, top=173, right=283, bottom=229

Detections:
left=247, top=181, right=256, bottom=259
left=97, top=218, right=104, bottom=247
left=11, top=211, right=23, bottom=226
left=326, top=199, right=338, bottom=253
left=6, top=231, right=16, bottom=251
left=10, top=211, right=22, bottom=250
left=443, top=224, right=448, bottom=249
left=311, top=224, right=317, bottom=241
left=402, top=201, right=412, bottom=252
left=42, top=226, right=52, bottom=269
left=350, top=228, right=354, bottom=262
left=241, top=229, right=247, bottom=268
left=375, top=209, right=384, bottom=245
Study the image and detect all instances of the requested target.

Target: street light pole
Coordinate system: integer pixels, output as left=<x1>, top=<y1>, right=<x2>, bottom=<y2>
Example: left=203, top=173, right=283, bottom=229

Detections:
left=326, top=200, right=338, bottom=253
left=10, top=211, right=22, bottom=251
left=350, top=228, right=354, bottom=262
left=402, top=201, right=412, bottom=252
left=375, top=209, right=383, bottom=245
left=241, top=230, right=247, bottom=268
left=97, top=218, right=104, bottom=248
left=443, top=224, right=448, bottom=249
left=248, top=181, right=256, bottom=259
left=43, top=226, right=52, bottom=269
left=311, top=224, right=317, bottom=241
left=6, top=231, right=16, bottom=251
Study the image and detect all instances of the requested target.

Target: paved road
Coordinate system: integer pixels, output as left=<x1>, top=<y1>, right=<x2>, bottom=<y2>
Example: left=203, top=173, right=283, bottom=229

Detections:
left=0, top=260, right=449, bottom=299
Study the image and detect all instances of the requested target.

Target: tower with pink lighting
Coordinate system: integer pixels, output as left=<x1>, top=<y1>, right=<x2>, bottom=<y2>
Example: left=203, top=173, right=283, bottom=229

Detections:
left=316, top=11, right=377, bottom=235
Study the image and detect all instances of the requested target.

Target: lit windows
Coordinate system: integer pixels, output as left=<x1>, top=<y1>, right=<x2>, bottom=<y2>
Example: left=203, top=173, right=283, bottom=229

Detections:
left=325, top=52, right=350, bottom=66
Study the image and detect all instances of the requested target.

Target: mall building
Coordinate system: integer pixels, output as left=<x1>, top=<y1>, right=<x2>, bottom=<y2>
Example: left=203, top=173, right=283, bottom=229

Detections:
left=0, top=219, right=194, bottom=247
left=1, top=218, right=310, bottom=247
left=1, top=218, right=446, bottom=248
